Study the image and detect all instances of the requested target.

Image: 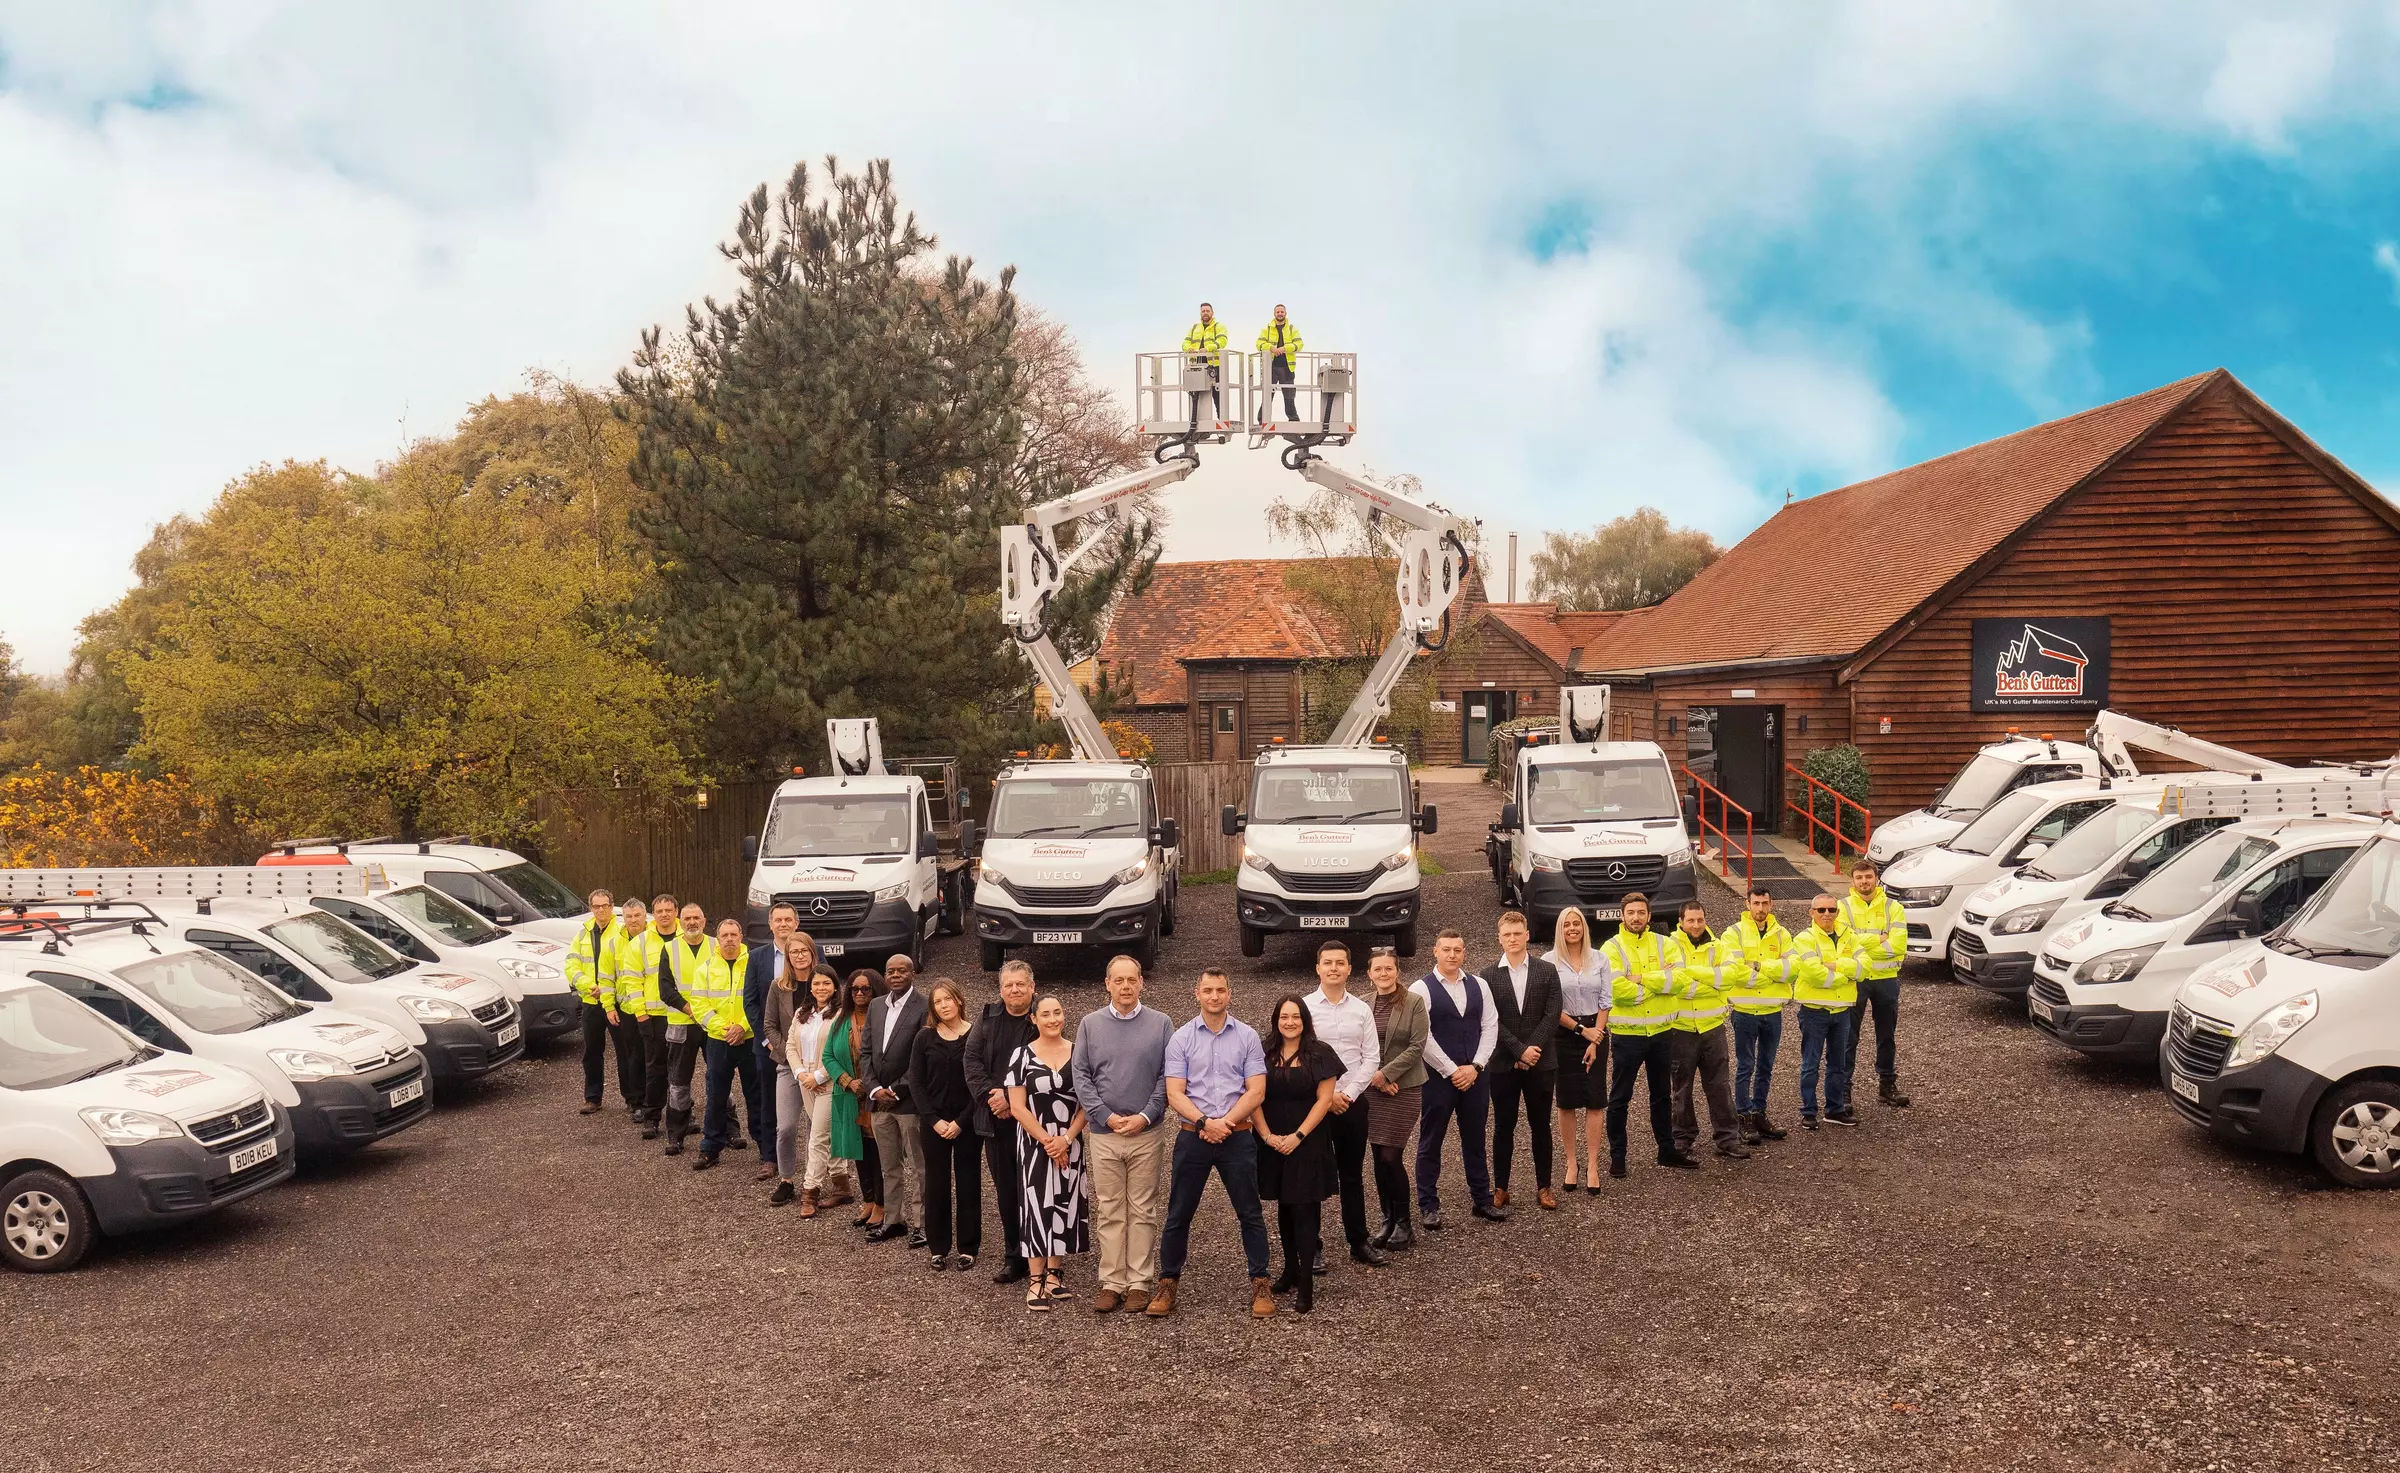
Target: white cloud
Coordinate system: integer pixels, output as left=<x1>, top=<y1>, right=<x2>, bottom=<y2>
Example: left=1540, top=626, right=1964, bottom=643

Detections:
left=2376, top=240, right=2400, bottom=303
left=8, top=2, right=2400, bottom=669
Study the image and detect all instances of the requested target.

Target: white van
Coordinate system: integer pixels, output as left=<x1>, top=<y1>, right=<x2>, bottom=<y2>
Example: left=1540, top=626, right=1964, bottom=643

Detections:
left=1, top=930, right=430, bottom=1162
left=1887, top=778, right=2150, bottom=963
left=2029, top=815, right=2377, bottom=1061
left=1222, top=742, right=1427, bottom=959
left=1486, top=688, right=1692, bottom=940
left=307, top=886, right=579, bottom=1045
left=1945, top=801, right=2236, bottom=996
left=0, top=972, right=294, bottom=1272
left=1868, top=732, right=2100, bottom=868
left=2162, top=828, right=2400, bottom=1187
left=971, top=758, right=1180, bottom=971
left=262, top=843, right=588, bottom=945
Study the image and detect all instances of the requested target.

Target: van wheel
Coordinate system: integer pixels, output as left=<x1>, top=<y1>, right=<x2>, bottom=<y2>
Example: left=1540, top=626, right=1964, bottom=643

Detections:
left=1239, top=925, right=1265, bottom=959
left=1, top=1169, right=93, bottom=1273
left=2311, top=1080, right=2400, bottom=1188
left=937, top=875, right=965, bottom=937
left=1159, top=888, right=1176, bottom=939
left=978, top=941, right=1006, bottom=974
left=1394, top=925, right=1419, bottom=959
left=1132, top=934, right=1159, bottom=970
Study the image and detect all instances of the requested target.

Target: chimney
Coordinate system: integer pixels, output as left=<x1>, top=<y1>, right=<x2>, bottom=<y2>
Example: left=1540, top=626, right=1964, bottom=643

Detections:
left=1506, top=533, right=1518, bottom=603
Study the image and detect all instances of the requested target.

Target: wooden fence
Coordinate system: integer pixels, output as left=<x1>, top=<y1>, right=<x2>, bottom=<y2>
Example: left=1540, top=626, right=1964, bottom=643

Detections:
left=529, top=760, right=1254, bottom=920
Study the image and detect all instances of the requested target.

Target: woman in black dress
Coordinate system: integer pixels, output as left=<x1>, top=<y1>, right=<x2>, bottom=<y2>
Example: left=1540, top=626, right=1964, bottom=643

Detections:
left=1255, top=994, right=1341, bottom=1314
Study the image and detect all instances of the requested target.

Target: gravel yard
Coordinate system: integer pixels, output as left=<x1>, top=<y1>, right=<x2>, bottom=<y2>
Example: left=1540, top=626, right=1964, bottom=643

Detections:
left=6, top=781, right=2398, bottom=1472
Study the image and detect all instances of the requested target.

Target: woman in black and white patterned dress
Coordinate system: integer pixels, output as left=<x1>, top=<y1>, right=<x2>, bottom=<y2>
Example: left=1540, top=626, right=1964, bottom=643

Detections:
left=1004, top=995, right=1089, bottom=1310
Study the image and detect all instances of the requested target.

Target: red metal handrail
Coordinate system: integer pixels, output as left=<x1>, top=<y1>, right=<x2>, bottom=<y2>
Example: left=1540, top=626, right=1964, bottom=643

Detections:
left=1681, top=765, right=1754, bottom=890
left=1785, top=763, right=1872, bottom=868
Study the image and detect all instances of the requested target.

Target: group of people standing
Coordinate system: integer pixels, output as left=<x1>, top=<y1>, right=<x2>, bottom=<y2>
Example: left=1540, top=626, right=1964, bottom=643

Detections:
left=557, top=860, right=1914, bottom=1318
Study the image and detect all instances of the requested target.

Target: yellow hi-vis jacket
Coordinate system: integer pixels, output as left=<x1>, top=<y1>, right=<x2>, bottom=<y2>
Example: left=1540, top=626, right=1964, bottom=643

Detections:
left=1665, top=927, right=1737, bottom=1033
left=1182, top=317, right=1226, bottom=366
left=687, top=945, right=750, bottom=1043
left=609, top=925, right=663, bottom=1020
left=1723, top=914, right=1794, bottom=1014
left=1788, top=924, right=1860, bottom=1011
left=1600, top=928, right=1676, bottom=1036
left=1838, top=887, right=1909, bottom=982
left=1255, top=317, right=1303, bottom=366
left=650, top=936, right=714, bottom=1028
left=566, top=917, right=620, bottom=1007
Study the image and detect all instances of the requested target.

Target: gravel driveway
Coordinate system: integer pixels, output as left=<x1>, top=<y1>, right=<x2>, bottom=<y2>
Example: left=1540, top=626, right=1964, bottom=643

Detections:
left=6, top=779, right=2396, bottom=1470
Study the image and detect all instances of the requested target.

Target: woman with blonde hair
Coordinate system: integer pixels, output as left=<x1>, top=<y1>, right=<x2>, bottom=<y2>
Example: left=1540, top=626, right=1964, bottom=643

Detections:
left=1545, top=906, right=1610, bottom=1195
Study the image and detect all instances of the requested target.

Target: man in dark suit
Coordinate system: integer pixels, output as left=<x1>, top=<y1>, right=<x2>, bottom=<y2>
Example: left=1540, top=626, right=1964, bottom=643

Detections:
left=859, top=953, right=930, bottom=1245
left=739, top=902, right=799, bottom=1182
left=1480, top=910, right=1563, bottom=1211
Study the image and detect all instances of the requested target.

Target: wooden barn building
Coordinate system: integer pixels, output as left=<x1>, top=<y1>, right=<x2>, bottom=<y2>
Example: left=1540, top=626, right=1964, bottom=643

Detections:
left=1576, top=369, right=2400, bottom=830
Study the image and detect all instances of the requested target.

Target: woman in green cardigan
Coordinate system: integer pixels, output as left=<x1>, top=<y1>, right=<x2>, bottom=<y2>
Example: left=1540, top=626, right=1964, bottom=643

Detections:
left=825, top=970, right=885, bottom=1231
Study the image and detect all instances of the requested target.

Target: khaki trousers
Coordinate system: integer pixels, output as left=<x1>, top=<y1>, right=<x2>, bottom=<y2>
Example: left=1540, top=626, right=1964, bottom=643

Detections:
left=1085, top=1124, right=1172, bottom=1293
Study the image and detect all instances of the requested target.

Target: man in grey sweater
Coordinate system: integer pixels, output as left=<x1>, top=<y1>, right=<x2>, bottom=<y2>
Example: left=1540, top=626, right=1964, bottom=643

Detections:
left=1072, top=955, right=1176, bottom=1312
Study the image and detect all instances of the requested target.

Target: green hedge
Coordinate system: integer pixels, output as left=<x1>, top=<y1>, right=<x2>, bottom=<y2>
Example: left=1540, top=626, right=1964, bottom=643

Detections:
left=1797, top=743, right=1872, bottom=860
left=1482, top=715, right=1553, bottom=783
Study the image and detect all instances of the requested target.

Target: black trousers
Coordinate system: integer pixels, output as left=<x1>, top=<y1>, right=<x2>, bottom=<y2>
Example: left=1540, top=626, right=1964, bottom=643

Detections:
left=1324, top=1100, right=1372, bottom=1248
left=700, top=1035, right=760, bottom=1156
left=751, top=1039, right=779, bottom=1151
left=1489, top=1066, right=1556, bottom=1192
left=982, top=1126, right=1024, bottom=1265
left=1371, top=1144, right=1411, bottom=1225
left=579, top=1001, right=611, bottom=1105
left=610, top=1012, right=649, bottom=1115
left=1275, top=1200, right=1322, bottom=1275
left=1415, top=1073, right=1493, bottom=1213
left=1842, top=977, right=1903, bottom=1084
left=1267, top=357, right=1298, bottom=420
left=1605, top=1031, right=1676, bottom=1164
left=920, top=1122, right=983, bottom=1258
left=638, top=1016, right=671, bottom=1116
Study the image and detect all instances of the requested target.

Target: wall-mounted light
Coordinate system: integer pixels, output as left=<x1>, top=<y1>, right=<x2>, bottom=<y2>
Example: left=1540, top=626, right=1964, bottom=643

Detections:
left=695, top=789, right=711, bottom=810
left=1799, top=715, right=1811, bottom=735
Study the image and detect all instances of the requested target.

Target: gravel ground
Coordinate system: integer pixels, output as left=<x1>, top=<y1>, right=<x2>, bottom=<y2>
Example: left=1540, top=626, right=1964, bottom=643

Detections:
left=7, top=780, right=2398, bottom=1471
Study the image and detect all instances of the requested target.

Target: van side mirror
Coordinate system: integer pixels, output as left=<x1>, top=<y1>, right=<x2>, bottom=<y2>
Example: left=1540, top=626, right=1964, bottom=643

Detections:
left=1499, top=802, right=1520, bottom=831
left=1220, top=805, right=1245, bottom=837
left=741, top=835, right=760, bottom=863
left=957, top=820, right=979, bottom=858
left=1416, top=805, right=1440, bottom=836
left=2009, top=841, right=2049, bottom=868
left=2230, top=893, right=2265, bottom=934
left=1156, top=818, right=1180, bottom=851
left=916, top=830, right=938, bottom=859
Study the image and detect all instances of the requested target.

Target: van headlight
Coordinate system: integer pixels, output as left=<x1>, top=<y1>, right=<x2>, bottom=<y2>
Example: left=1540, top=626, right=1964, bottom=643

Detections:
left=496, top=957, right=562, bottom=982
left=402, top=995, right=472, bottom=1022
left=80, top=1106, right=185, bottom=1144
left=2072, top=944, right=2159, bottom=985
left=1113, top=857, right=1149, bottom=885
left=1241, top=851, right=1270, bottom=872
left=1378, top=847, right=1414, bottom=872
left=1664, top=847, right=1692, bottom=869
left=1887, top=885, right=1950, bottom=908
left=269, top=1048, right=355, bottom=1081
left=1530, top=855, right=1563, bottom=873
left=1991, top=900, right=2061, bottom=936
left=2227, top=990, right=2317, bottom=1070
left=874, top=882, right=910, bottom=902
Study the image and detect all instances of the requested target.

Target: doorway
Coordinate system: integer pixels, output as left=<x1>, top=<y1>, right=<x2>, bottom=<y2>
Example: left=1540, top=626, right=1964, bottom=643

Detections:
left=1463, top=689, right=1517, bottom=765
left=1209, top=703, right=1243, bottom=761
left=1688, top=706, right=1782, bottom=834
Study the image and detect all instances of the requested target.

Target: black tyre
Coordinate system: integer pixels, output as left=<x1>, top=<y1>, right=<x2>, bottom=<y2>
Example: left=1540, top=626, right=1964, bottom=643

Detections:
left=1, top=1169, right=94, bottom=1274
left=936, top=874, right=965, bottom=937
left=2310, top=1079, right=2400, bottom=1188
left=1239, top=924, right=1266, bottom=959
left=1132, top=934, right=1159, bottom=970
left=1158, top=887, right=1176, bottom=939
left=978, top=940, right=1006, bottom=974
left=1394, top=924, right=1419, bottom=959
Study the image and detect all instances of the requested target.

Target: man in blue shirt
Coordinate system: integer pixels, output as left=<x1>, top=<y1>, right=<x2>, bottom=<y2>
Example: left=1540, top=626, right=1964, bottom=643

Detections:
left=1147, top=966, right=1272, bottom=1320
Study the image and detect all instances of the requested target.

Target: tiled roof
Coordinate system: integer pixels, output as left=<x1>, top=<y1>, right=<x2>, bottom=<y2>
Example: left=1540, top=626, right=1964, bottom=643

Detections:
left=1095, top=559, right=1363, bottom=706
left=1579, top=371, right=2223, bottom=675
left=1480, top=604, right=1647, bottom=668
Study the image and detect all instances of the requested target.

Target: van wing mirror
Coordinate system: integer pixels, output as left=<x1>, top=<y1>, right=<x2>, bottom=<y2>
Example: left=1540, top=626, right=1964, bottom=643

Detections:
left=917, top=829, right=938, bottom=859
left=1416, top=805, right=1440, bottom=836
left=741, top=835, right=760, bottom=864
left=1156, top=817, right=1180, bottom=851
left=1220, top=805, right=1245, bottom=837
left=957, top=820, right=979, bottom=858
left=1499, top=802, right=1520, bottom=831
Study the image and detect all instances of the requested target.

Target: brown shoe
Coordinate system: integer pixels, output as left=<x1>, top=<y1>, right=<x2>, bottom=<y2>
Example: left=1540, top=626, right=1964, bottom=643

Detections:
left=1093, top=1289, right=1123, bottom=1315
left=1251, top=1277, right=1277, bottom=1318
left=1122, top=1289, right=1151, bottom=1314
left=1538, top=1188, right=1558, bottom=1210
left=821, top=1183, right=855, bottom=1209
left=797, top=1188, right=819, bottom=1219
left=578, top=1102, right=600, bottom=1115
left=1145, top=1279, right=1178, bottom=1318
left=754, top=1162, right=778, bottom=1182
left=1493, top=1188, right=1510, bottom=1208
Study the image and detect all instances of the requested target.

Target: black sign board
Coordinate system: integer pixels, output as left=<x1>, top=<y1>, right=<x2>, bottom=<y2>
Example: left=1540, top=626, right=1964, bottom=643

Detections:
left=1970, top=617, right=2110, bottom=711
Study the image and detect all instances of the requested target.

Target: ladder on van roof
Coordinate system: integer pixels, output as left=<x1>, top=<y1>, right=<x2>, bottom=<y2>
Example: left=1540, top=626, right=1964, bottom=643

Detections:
left=0, top=867, right=368, bottom=902
left=2151, top=770, right=2400, bottom=821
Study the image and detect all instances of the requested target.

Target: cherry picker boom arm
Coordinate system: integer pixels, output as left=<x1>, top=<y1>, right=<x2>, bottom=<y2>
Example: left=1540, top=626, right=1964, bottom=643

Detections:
left=1288, top=456, right=1476, bottom=748
left=1000, top=457, right=1202, bottom=761
left=2085, top=710, right=2279, bottom=781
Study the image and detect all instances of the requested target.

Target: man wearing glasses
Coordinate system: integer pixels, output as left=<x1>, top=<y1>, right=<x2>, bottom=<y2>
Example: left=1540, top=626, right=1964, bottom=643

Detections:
left=1788, top=896, right=1862, bottom=1129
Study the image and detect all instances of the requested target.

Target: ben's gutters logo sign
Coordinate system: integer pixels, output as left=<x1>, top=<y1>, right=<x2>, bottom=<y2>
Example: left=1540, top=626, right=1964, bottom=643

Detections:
left=1969, top=617, right=2110, bottom=712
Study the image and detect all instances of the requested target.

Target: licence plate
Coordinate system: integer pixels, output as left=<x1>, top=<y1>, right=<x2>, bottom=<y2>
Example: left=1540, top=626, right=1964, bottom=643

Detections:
left=388, top=1078, right=425, bottom=1108
left=496, top=1023, right=521, bottom=1046
left=2170, top=1073, right=2201, bottom=1104
left=1297, top=916, right=1348, bottom=930
left=1592, top=908, right=1621, bottom=922
left=820, top=942, right=845, bottom=956
left=229, top=1137, right=279, bottom=1173
left=1032, top=930, right=1083, bottom=945
left=2028, top=998, right=2060, bottom=1025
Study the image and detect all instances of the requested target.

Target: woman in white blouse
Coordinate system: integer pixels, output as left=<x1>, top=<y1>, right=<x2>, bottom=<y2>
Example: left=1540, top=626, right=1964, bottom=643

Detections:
left=786, top=962, right=848, bottom=1217
left=1544, top=907, right=1610, bottom=1195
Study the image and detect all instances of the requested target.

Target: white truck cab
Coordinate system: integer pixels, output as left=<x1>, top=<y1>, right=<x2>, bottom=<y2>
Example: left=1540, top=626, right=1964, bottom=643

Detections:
left=971, top=757, right=1179, bottom=971
left=0, top=971, right=295, bottom=1272
left=1889, top=777, right=2160, bottom=965
left=1869, top=731, right=2099, bottom=868
left=741, top=719, right=969, bottom=967
left=0, top=917, right=430, bottom=1162
left=1223, top=740, right=1427, bottom=959
left=1487, top=686, right=1692, bottom=940
left=262, top=842, right=588, bottom=945
left=307, top=886, right=578, bottom=1045
left=2161, top=826, right=2400, bottom=1186
left=2030, top=812, right=2381, bottom=1062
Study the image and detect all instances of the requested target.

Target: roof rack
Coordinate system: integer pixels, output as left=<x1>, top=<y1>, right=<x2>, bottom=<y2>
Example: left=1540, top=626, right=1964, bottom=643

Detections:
left=2153, top=770, right=2400, bottom=820
left=0, top=897, right=171, bottom=954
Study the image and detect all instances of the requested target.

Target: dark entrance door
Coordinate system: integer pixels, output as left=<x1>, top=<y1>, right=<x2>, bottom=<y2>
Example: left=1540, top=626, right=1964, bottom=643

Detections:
left=1690, top=706, right=1782, bottom=835
left=1462, top=690, right=1517, bottom=765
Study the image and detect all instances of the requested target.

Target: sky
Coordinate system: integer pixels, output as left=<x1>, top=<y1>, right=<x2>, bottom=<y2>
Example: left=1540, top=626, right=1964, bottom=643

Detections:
left=9, top=3, right=2400, bottom=672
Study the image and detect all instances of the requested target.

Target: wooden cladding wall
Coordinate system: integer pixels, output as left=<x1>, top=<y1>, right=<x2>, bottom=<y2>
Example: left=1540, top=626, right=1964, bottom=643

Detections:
left=1153, top=759, right=1251, bottom=873
left=533, top=783, right=774, bottom=925
left=1850, top=387, right=2400, bottom=811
